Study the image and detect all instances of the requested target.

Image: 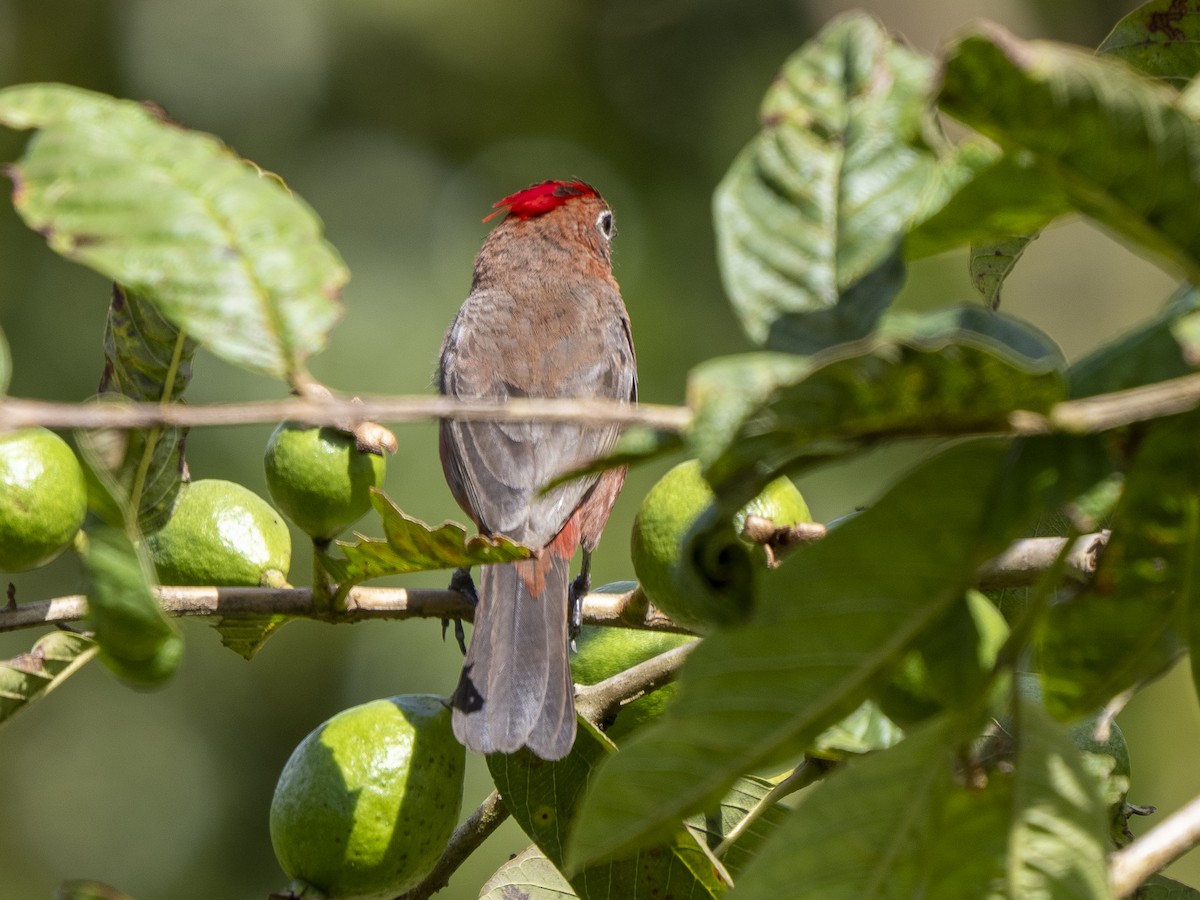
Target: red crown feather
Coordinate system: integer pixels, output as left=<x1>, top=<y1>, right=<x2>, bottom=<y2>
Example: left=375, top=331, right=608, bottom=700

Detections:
left=484, top=179, right=600, bottom=223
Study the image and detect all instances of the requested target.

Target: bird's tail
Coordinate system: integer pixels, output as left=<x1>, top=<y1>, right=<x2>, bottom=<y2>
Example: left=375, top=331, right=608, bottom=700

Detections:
left=452, top=551, right=576, bottom=760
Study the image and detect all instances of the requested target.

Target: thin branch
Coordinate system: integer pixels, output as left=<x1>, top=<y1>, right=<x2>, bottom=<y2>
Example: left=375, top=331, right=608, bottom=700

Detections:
left=1111, top=793, right=1200, bottom=897
left=0, top=394, right=692, bottom=432
left=0, top=535, right=1105, bottom=635
left=575, top=641, right=698, bottom=726
left=396, top=790, right=510, bottom=900
left=974, top=531, right=1108, bottom=590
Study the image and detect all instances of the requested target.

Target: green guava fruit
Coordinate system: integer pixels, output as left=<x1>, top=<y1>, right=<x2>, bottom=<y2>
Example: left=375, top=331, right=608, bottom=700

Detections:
left=264, top=423, right=387, bottom=541
left=270, top=695, right=466, bottom=899
left=0, top=427, right=87, bottom=572
left=143, top=479, right=291, bottom=587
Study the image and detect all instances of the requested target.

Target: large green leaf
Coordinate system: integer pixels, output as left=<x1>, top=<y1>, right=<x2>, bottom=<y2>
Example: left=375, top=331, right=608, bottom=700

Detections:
left=1098, top=0, right=1200, bottom=85
left=939, top=25, right=1200, bottom=284
left=0, top=631, right=98, bottom=724
left=95, top=285, right=196, bottom=532
left=481, top=846, right=578, bottom=899
left=488, top=723, right=726, bottom=900
left=321, top=490, right=532, bottom=603
left=566, top=440, right=1025, bottom=865
left=727, top=689, right=1110, bottom=899
left=79, top=524, right=182, bottom=689
left=0, top=83, right=345, bottom=381
left=688, top=307, right=1066, bottom=502
left=1040, top=412, right=1200, bottom=717
left=713, top=12, right=954, bottom=351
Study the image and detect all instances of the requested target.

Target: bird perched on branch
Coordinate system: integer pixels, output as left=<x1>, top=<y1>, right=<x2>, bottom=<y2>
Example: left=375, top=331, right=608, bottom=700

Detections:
left=437, top=180, right=637, bottom=760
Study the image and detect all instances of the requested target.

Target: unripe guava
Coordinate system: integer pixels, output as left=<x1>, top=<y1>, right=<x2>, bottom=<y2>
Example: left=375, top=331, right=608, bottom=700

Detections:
left=264, top=423, right=387, bottom=541
left=631, top=460, right=811, bottom=632
left=270, top=695, right=466, bottom=900
left=0, top=427, right=87, bottom=572
left=143, top=479, right=291, bottom=587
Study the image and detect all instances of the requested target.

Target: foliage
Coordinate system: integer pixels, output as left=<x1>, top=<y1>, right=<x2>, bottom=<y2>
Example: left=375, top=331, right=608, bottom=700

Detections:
left=3, top=2, right=1200, bottom=897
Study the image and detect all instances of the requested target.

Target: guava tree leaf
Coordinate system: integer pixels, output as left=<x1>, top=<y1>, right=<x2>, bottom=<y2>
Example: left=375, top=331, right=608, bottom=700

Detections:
left=724, top=692, right=1110, bottom=899
left=79, top=524, right=182, bottom=689
left=1069, top=286, right=1200, bottom=398
left=94, top=285, right=196, bottom=532
left=1136, top=874, right=1200, bottom=898
left=481, top=846, right=577, bottom=899
left=541, top=427, right=684, bottom=493
left=1098, top=0, right=1200, bottom=85
left=0, top=83, right=346, bottom=381
left=939, top=25, right=1200, bottom=284
left=212, top=614, right=290, bottom=661
left=566, top=440, right=1028, bottom=865
left=970, top=234, right=1039, bottom=310
left=713, top=12, right=955, bottom=351
left=690, top=774, right=791, bottom=879
left=488, top=722, right=726, bottom=900
left=321, top=490, right=532, bottom=598
left=0, top=631, right=98, bottom=724
left=905, top=151, right=1065, bottom=261
left=809, top=700, right=904, bottom=760
left=688, top=307, right=1066, bottom=503
left=1040, top=412, right=1200, bottom=718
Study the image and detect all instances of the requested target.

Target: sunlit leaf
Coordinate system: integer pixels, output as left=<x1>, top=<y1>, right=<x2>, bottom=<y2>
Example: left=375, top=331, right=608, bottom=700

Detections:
left=940, top=25, right=1200, bottom=283
left=480, top=846, right=577, bottom=900
left=0, top=631, right=97, bottom=724
left=488, top=722, right=725, bottom=899
left=212, top=614, right=290, bottom=661
left=688, top=307, right=1066, bottom=503
left=0, top=83, right=346, bottom=381
left=970, top=234, right=1039, bottom=310
left=321, top=490, right=532, bottom=600
left=79, top=524, right=182, bottom=689
left=1098, top=0, right=1200, bottom=85
left=713, top=12, right=952, bottom=351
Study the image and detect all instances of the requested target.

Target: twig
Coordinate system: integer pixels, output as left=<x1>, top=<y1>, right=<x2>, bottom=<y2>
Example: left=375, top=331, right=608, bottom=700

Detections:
left=0, top=535, right=1106, bottom=635
left=1111, top=793, right=1200, bottom=897
left=0, top=394, right=692, bottom=432
left=575, top=641, right=698, bottom=725
left=396, top=790, right=509, bottom=900
left=974, top=531, right=1108, bottom=590
left=0, top=585, right=688, bottom=634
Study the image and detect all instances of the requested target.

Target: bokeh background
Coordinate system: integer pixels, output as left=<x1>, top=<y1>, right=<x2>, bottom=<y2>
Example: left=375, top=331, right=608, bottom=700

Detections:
left=0, top=1, right=1195, bottom=897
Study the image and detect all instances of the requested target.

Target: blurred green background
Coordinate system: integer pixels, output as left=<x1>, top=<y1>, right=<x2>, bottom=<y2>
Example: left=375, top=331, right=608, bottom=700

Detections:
left=1, top=1, right=1197, bottom=897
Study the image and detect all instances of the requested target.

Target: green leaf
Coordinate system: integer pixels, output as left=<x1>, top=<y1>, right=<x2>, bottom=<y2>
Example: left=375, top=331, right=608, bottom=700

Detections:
left=488, top=722, right=726, bottom=900
left=212, top=614, right=290, bottom=661
left=481, top=846, right=578, bottom=900
left=939, top=25, right=1200, bottom=284
left=1135, top=874, right=1200, bottom=898
left=713, top=12, right=948, bottom=350
left=79, top=524, right=182, bottom=689
left=1098, top=0, right=1200, bottom=85
left=567, top=440, right=1026, bottom=865
left=95, top=285, right=196, bottom=532
left=321, top=490, right=532, bottom=601
left=970, top=234, right=1040, bottom=310
left=688, top=307, right=1066, bottom=502
left=541, top=427, right=684, bottom=493
left=0, top=631, right=98, bottom=724
left=905, top=151, right=1065, bottom=261
left=1040, top=412, right=1200, bottom=717
left=688, top=774, right=791, bottom=879
left=0, top=83, right=346, bottom=381
left=810, top=700, right=904, bottom=760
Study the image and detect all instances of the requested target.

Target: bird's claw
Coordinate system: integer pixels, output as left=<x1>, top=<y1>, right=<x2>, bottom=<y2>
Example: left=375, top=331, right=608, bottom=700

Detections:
left=444, top=567, right=477, bottom=655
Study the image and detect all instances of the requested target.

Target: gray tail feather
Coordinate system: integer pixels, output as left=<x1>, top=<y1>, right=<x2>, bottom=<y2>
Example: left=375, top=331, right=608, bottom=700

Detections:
left=451, top=557, right=576, bottom=760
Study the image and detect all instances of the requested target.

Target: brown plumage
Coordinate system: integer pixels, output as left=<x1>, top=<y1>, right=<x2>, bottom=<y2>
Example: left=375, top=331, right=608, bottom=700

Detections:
left=437, top=180, right=636, bottom=760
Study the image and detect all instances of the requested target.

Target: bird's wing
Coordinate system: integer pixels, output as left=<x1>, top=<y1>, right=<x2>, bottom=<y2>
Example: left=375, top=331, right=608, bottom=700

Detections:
left=438, top=285, right=636, bottom=548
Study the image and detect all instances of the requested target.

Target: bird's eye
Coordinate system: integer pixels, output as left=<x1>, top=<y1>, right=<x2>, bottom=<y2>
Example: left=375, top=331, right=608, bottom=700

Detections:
left=596, top=210, right=615, bottom=240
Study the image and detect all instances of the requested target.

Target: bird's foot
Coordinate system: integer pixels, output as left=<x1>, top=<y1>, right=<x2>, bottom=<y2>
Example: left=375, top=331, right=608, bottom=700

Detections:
left=443, top=567, right=476, bottom=655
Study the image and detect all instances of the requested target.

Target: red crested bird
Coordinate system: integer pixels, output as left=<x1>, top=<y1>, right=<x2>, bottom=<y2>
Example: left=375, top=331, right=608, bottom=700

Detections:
left=437, top=180, right=637, bottom=760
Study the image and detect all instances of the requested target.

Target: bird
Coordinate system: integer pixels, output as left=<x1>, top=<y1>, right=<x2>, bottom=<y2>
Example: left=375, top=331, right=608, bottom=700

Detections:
left=437, top=179, right=637, bottom=760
